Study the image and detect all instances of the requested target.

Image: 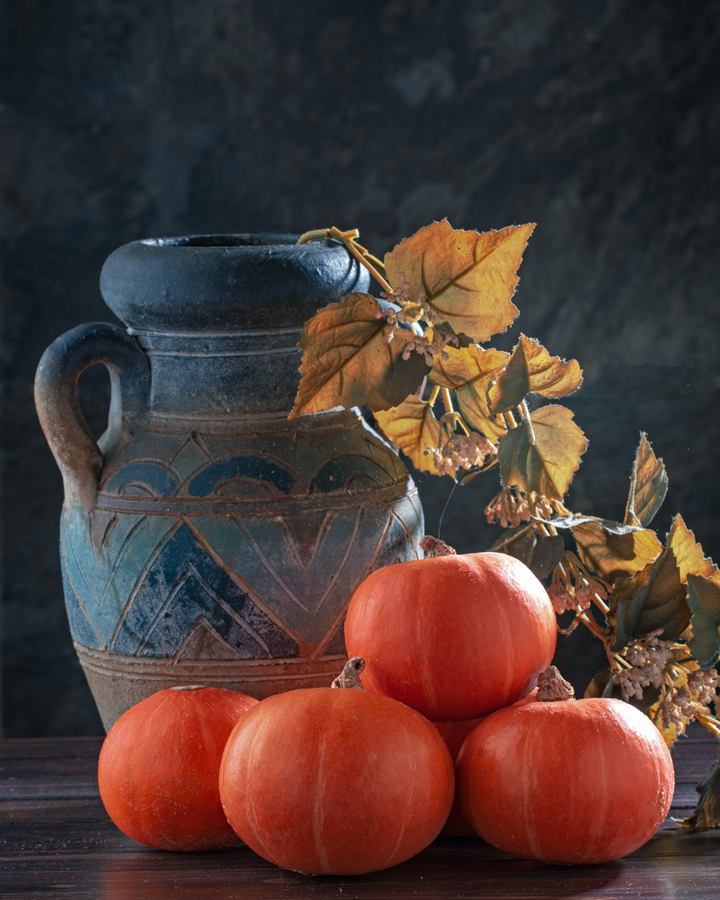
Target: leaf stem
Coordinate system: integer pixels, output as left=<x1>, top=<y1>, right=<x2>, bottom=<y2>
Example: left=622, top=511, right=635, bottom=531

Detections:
left=579, top=610, right=607, bottom=641
left=518, top=400, right=536, bottom=445
left=428, top=385, right=441, bottom=407
left=297, top=226, right=393, bottom=294
left=695, top=713, right=720, bottom=740
left=490, top=523, right=535, bottom=551
left=459, top=457, right=499, bottom=483
left=557, top=612, right=584, bottom=636
left=439, top=411, right=471, bottom=439
left=612, top=652, right=632, bottom=670
left=442, top=388, right=454, bottom=414
left=593, top=592, right=610, bottom=615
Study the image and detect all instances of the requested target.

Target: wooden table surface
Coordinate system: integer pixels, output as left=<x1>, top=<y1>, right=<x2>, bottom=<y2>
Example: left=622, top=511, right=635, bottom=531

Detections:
left=0, top=727, right=719, bottom=900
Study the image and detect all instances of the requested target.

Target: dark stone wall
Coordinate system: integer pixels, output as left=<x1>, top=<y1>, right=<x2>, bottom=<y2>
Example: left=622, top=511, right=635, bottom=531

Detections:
left=1, top=0, right=719, bottom=735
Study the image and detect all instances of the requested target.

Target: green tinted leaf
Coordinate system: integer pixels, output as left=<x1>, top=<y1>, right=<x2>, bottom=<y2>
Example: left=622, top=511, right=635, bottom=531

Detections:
left=488, top=335, right=583, bottom=414
left=490, top=525, right=565, bottom=580
left=498, top=405, right=588, bottom=501
left=584, top=668, right=613, bottom=699
left=677, top=753, right=720, bottom=830
left=624, top=433, right=668, bottom=527
left=374, top=395, right=442, bottom=474
left=429, top=345, right=509, bottom=441
left=384, top=220, right=534, bottom=342
left=609, top=548, right=691, bottom=651
left=687, top=574, right=720, bottom=667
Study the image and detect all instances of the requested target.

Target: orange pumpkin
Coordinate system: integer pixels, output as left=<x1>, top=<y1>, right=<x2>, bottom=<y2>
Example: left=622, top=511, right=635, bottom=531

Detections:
left=432, top=717, right=484, bottom=836
left=219, top=683, right=454, bottom=875
left=98, top=685, right=258, bottom=851
left=345, top=551, right=556, bottom=721
left=434, top=688, right=539, bottom=837
left=457, top=692, right=674, bottom=864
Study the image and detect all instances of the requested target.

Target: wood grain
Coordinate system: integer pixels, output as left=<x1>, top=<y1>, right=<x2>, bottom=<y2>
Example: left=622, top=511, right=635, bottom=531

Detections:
left=0, top=729, right=718, bottom=899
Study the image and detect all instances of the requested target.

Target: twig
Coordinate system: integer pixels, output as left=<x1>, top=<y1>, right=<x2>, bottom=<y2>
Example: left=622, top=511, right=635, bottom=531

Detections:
left=518, top=400, right=536, bottom=445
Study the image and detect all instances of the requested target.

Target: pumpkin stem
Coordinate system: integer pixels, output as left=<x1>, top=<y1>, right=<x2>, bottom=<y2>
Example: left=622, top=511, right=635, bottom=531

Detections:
left=332, top=657, right=366, bottom=690
left=419, top=535, right=456, bottom=558
left=331, top=656, right=365, bottom=691
left=536, top=666, right=575, bottom=702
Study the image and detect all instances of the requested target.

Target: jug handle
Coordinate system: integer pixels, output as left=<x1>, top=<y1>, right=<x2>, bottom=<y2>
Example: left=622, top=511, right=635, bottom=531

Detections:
left=35, top=322, right=150, bottom=508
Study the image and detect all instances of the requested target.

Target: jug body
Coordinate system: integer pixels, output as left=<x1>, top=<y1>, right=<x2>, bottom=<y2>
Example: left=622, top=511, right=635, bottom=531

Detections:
left=36, top=235, right=424, bottom=730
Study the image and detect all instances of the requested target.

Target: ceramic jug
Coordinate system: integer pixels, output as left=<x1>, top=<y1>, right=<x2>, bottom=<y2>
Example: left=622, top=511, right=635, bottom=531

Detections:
left=35, top=235, right=424, bottom=730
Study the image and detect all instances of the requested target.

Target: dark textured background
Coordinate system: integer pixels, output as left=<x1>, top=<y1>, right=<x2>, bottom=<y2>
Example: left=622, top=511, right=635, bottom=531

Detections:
left=1, top=0, right=719, bottom=736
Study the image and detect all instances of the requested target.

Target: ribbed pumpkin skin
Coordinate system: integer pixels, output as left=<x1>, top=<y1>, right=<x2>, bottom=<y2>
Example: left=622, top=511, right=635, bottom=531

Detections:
left=434, top=689, right=538, bottom=836
left=345, top=552, right=556, bottom=721
left=98, top=686, right=258, bottom=851
left=432, top=717, right=484, bottom=836
left=219, top=688, right=455, bottom=875
left=457, top=697, right=675, bottom=864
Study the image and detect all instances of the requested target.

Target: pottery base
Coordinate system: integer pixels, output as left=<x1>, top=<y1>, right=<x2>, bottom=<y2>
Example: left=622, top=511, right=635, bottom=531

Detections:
left=75, top=643, right=348, bottom=731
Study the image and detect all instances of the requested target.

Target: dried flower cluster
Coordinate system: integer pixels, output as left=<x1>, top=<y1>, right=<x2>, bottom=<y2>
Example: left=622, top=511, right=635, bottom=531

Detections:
left=401, top=331, right=458, bottom=366
left=485, top=487, right=534, bottom=529
left=424, top=433, right=496, bottom=477
left=485, top=487, right=566, bottom=530
left=654, top=668, right=720, bottom=732
left=375, top=273, right=459, bottom=365
left=547, top=551, right=609, bottom=615
left=292, top=222, right=720, bottom=829
left=615, top=630, right=675, bottom=701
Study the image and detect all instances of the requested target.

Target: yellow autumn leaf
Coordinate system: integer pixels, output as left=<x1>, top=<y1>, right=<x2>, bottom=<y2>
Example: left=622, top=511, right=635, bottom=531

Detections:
left=686, top=574, right=720, bottom=667
left=647, top=671, right=690, bottom=748
left=667, top=514, right=720, bottom=587
left=572, top=520, right=663, bottom=583
left=624, top=433, right=668, bottom=528
left=384, top=220, right=535, bottom=343
left=609, top=546, right=690, bottom=651
left=647, top=664, right=713, bottom=751
left=488, top=334, right=583, bottom=414
left=289, top=293, right=430, bottom=418
left=429, top=344, right=509, bottom=441
left=374, top=395, right=442, bottom=475
left=497, top=405, right=587, bottom=501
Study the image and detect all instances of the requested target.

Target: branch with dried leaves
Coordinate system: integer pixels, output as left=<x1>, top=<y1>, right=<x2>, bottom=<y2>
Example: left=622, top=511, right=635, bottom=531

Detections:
left=290, top=220, right=720, bottom=830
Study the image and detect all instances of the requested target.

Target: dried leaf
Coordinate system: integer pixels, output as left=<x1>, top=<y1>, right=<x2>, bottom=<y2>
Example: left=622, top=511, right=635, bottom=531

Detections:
left=290, top=293, right=430, bottom=417
left=564, top=518, right=663, bottom=583
left=584, top=669, right=613, bottom=699
left=374, top=395, right=442, bottom=474
left=647, top=697, right=688, bottom=749
left=668, top=514, right=720, bottom=587
left=488, top=335, right=583, bottom=414
left=490, top=525, right=565, bottom=580
left=624, top=434, right=668, bottom=527
left=647, top=660, right=714, bottom=749
left=609, top=548, right=691, bottom=651
left=677, top=753, right=720, bottom=830
left=601, top=671, right=662, bottom=716
left=687, top=574, right=720, bottom=668
left=429, top=345, right=509, bottom=441
left=497, top=405, right=588, bottom=501
left=384, top=220, right=535, bottom=343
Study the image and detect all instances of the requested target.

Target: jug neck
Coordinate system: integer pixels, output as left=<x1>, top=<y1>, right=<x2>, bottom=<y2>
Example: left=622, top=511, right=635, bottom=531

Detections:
left=131, top=327, right=303, bottom=417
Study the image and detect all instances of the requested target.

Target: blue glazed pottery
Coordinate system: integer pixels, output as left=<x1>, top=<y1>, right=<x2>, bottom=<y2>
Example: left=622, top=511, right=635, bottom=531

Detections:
left=35, top=235, right=424, bottom=729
